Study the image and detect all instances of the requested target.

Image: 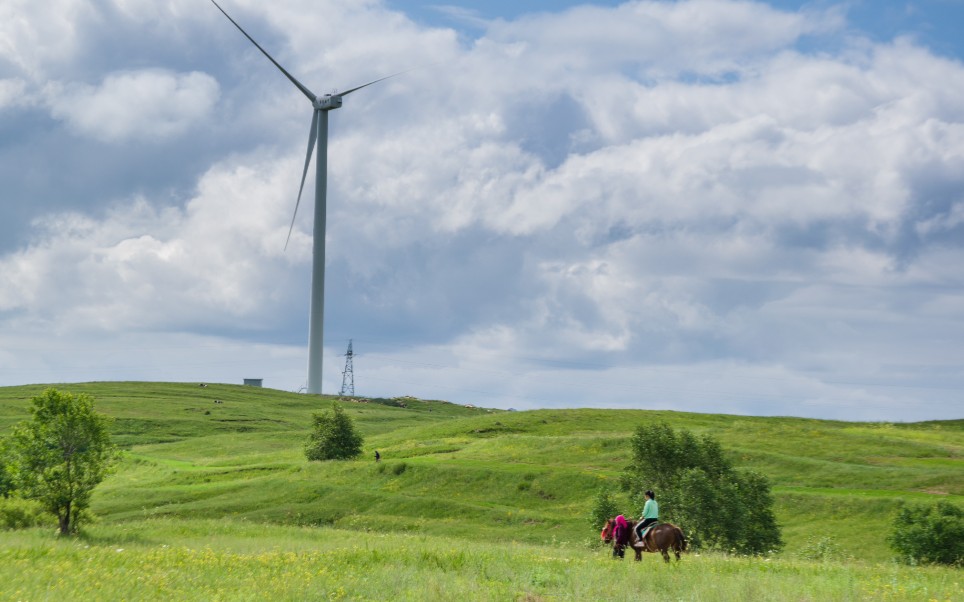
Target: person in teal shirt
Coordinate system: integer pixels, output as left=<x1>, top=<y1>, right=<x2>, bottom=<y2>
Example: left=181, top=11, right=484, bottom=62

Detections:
left=635, top=490, right=659, bottom=541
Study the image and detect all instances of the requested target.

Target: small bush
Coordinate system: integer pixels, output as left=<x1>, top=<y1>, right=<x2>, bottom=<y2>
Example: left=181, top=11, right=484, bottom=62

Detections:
left=0, top=497, right=52, bottom=530
left=798, top=536, right=843, bottom=562
left=304, top=403, right=364, bottom=461
left=391, top=462, right=408, bottom=476
left=588, top=489, right=620, bottom=532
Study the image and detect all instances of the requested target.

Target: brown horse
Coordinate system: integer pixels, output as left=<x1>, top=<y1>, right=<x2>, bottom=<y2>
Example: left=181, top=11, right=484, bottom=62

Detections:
left=601, top=517, right=687, bottom=562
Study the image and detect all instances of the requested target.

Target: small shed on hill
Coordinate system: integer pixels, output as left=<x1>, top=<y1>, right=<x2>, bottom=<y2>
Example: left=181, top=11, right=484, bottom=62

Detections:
left=243, top=378, right=263, bottom=387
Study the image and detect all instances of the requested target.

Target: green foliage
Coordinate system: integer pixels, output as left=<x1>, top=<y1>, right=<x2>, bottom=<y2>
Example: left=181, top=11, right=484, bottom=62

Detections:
left=304, top=403, right=364, bottom=461
left=626, top=422, right=782, bottom=555
left=627, top=422, right=731, bottom=490
left=588, top=489, right=621, bottom=532
left=888, top=500, right=963, bottom=566
left=736, top=470, right=782, bottom=554
left=0, top=438, right=15, bottom=498
left=7, top=389, right=117, bottom=535
left=0, top=497, right=51, bottom=530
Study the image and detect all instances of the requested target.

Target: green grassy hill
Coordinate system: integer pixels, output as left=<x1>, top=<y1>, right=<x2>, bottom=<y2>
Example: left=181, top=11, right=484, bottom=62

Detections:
left=1, top=382, right=961, bottom=563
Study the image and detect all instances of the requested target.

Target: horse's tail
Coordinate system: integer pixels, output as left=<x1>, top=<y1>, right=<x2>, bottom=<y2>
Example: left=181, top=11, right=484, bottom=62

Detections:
left=676, top=526, right=688, bottom=552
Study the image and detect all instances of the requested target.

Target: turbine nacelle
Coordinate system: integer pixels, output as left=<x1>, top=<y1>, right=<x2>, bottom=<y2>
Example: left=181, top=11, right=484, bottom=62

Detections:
left=314, top=94, right=343, bottom=111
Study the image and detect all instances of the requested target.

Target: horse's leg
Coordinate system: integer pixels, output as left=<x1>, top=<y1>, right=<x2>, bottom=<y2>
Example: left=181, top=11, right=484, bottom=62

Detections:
left=634, top=532, right=648, bottom=561
left=654, top=535, right=670, bottom=563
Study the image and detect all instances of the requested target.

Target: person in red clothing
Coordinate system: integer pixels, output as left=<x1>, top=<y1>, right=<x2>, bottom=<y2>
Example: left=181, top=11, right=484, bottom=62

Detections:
left=611, top=514, right=630, bottom=558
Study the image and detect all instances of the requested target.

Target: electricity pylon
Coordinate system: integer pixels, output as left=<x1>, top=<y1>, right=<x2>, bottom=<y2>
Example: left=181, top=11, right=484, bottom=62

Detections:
left=339, top=340, right=355, bottom=397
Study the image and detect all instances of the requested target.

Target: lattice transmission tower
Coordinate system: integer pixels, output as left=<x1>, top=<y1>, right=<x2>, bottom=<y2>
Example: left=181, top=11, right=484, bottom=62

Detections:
left=339, top=339, right=355, bottom=397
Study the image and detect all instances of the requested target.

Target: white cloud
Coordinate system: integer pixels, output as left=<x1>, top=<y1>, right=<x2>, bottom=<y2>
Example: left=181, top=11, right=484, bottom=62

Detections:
left=0, top=78, right=26, bottom=110
left=43, top=69, right=219, bottom=143
left=0, top=0, right=95, bottom=78
left=0, top=151, right=307, bottom=333
left=481, top=0, right=839, bottom=80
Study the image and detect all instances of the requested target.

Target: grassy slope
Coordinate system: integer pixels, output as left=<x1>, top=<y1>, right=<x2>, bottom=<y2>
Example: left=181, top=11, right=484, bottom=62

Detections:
left=0, top=382, right=961, bottom=563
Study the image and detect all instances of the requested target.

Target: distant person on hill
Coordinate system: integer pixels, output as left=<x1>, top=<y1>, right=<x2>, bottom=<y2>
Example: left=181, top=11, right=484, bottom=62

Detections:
left=635, top=490, right=659, bottom=543
left=374, top=450, right=380, bottom=462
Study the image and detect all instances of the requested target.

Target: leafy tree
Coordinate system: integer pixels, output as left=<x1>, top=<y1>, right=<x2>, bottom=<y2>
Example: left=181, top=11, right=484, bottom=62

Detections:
left=888, top=500, right=963, bottom=566
left=8, top=389, right=117, bottom=535
left=624, top=422, right=782, bottom=555
left=304, top=402, right=363, bottom=461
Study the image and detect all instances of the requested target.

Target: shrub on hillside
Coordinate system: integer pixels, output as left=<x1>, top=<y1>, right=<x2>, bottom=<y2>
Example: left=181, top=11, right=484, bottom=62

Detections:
left=798, top=536, right=844, bottom=562
left=0, top=497, right=52, bottom=530
left=0, top=438, right=15, bottom=498
left=588, top=489, right=621, bottom=533
left=304, top=402, right=364, bottom=461
left=623, top=422, right=782, bottom=555
left=369, top=397, right=407, bottom=408
left=888, top=500, right=963, bottom=566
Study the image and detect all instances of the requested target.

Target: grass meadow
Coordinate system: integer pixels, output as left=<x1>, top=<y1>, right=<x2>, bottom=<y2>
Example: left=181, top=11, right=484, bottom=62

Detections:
left=1, top=519, right=960, bottom=601
left=0, top=382, right=961, bottom=600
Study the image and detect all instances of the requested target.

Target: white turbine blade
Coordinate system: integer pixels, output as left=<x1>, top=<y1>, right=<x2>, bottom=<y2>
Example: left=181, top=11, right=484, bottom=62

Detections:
left=210, top=0, right=316, bottom=102
left=285, top=110, right=319, bottom=251
left=337, top=68, right=415, bottom=97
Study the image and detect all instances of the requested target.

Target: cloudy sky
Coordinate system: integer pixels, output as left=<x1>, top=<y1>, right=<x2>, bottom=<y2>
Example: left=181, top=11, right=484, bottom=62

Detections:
left=1, top=0, right=962, bottom=421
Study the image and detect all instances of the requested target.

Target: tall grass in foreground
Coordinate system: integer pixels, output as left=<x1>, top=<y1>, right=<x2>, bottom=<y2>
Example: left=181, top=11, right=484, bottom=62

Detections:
left=1, top=520, right=959, bottom=601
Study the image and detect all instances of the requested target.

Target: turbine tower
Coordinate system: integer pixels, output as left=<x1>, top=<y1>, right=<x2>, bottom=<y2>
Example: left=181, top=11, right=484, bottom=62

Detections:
left=211, top=1, right=393, bottom=394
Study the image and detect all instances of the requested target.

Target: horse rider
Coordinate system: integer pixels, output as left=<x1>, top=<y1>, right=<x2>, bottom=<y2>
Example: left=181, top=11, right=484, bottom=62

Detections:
left=635, top=490, right=659, bottom=543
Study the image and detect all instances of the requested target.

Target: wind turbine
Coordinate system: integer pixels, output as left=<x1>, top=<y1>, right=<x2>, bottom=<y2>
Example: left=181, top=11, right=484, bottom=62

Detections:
left=211, top=0, right=395, bottom=394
